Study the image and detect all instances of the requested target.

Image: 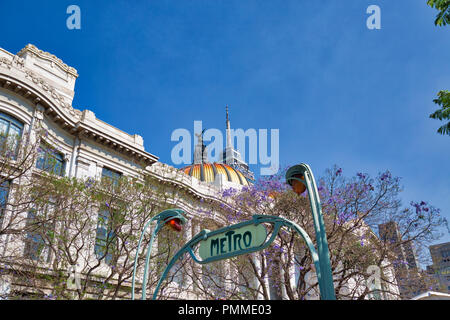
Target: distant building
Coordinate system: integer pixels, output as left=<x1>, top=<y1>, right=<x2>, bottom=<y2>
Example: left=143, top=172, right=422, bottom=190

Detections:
left=379, top=222, right=419, bottom=269
left=427, top=242, right=450, bottom=293
left=378, top=221, right=422, bottom=298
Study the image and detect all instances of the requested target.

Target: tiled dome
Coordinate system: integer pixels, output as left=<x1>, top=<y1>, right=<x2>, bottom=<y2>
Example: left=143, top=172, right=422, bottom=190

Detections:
left=181, top=163, right=251, bottom=186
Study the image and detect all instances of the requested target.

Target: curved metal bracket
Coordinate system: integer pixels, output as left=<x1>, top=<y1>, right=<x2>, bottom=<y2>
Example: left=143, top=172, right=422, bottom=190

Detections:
left=131, top=208, right=186, bottom=300
left=152, top=215, right=323, bottom=300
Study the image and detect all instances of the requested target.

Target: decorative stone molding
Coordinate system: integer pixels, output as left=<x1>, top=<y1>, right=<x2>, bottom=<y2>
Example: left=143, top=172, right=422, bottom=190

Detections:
left=134, top=134, right=144, bottom=146
left=34, top=104, right=45, bottom=120
left=0, top=57, right=12, bottom=69
left=63, top=153, right=71, bottom=163
left=17, top=44, right=78, bottom=78
left=0, top=55, right=25, bottom=70
left=81, top=109, right=96, bottom=121
left=12, top=55, right=24, bottom=69
left=0, top=44, right=158, bottom=166
left=24, top=69, right=81, bottom=118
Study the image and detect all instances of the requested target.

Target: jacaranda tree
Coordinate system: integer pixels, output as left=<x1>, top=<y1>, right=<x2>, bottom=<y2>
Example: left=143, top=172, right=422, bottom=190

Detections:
left=197, top=166, right=444, bottom=300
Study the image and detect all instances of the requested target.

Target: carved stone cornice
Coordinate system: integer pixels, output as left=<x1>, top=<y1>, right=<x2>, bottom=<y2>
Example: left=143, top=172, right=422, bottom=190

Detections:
left=0, top=51, right=158, bottom=166
left=0, top=54, right=25, bottom=70
left=0, top=57, right=12, bottom=69
left=23, top=69, right=81, bottom=118
left=17, top=44, right=78, bottom=78
left=0, top=52, right=81, bottom=120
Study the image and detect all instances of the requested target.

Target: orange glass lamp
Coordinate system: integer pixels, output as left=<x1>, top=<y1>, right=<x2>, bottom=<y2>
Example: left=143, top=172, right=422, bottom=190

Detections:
left=286, top=165, right=307, bottom=195
left=165, top=217, right=183, bottom=232
left=290, top=174, right=306, bottom=195
left=132, top=208, right=186, bottom=300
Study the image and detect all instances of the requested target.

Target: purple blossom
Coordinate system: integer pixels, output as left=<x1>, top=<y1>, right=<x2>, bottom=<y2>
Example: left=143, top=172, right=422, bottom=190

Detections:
left=410, top=201, right=433, bottom=219
left=85, top=177, right=95, bottom=189
left=335, top=211, right=357, bottom=225
left=357, top=172, right=367, bottom=180
left=380, top=171, right=392, bottom=182
left=393, top=259, right=409, bottom=267
left=222, top=188, right=237, bottom=198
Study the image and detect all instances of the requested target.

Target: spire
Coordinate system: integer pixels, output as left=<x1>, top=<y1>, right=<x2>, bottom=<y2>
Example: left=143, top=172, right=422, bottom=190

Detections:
left=221, top=105, right=255, bottom=182
left=226, top=105, right=230, bottom=129
left=226, top=105, right=232, bottom=149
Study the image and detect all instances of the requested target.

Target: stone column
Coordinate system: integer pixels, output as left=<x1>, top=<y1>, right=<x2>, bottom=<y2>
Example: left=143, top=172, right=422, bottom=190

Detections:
left=30, top=103, right=45, bottom=144
left=68, top=136, right=80, bottom=178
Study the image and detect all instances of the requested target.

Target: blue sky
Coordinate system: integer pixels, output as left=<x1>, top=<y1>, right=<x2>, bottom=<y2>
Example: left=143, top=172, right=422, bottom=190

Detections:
left=1, top=0, right=449, bottom=246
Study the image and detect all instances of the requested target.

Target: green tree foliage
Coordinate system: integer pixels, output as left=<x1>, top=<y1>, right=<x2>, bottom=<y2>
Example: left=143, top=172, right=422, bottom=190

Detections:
left=427, top=0, right=450, bottom=26
left=427, top=2, right=449, bottom=135
left=430, top=90, right=450, bottom=136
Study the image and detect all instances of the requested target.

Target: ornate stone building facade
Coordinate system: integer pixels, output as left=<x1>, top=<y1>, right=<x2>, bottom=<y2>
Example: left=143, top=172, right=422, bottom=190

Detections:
left=0, top=44, right=260, bottom=299
left=0, top=44, right=400, bottom=300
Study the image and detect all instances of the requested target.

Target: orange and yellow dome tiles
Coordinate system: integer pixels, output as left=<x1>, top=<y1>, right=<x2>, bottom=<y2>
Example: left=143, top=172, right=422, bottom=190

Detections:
left=181, top=163, right=250, bottom=186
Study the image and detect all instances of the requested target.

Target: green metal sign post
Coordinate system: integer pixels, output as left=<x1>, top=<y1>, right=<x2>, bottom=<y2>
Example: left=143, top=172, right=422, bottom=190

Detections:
left=285, top=163, right=336, bottom=300
left=151, top=214, right=334, bottom=300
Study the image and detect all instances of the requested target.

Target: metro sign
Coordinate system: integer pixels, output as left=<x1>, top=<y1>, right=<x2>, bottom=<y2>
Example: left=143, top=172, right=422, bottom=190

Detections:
left=198, top=223, right=268, bottom=262
left=152, top=214, right=336, bottom=300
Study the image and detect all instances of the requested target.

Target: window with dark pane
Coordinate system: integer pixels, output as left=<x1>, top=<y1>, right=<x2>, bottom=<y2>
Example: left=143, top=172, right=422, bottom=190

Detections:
left=0, top=181, right=9, bottom=224
left=101, top=167, right=122, bottom=188
left=24, top=203, right=55, bottom=262
left=94, top=207, right=117, bottom=265
left=0, top=112, right=23, bottom=158
left=36, top=143, right=65, bottom=176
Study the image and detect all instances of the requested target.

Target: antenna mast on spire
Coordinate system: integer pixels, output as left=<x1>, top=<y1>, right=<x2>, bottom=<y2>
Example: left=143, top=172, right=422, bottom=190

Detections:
left=222, top=104, right=255, bottom=182
left=225, top=105, right=232, bottom=150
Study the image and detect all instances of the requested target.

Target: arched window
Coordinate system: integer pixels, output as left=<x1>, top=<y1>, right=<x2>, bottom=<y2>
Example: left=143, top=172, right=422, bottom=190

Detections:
left=0, top=112, right=24, bottom=158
